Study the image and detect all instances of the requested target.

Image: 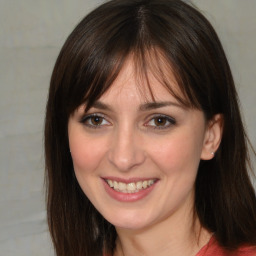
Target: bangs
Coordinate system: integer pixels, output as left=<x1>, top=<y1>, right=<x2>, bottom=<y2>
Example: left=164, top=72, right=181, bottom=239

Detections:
left=61, top=0, right=205, bottom=116
left=131, top=47, right=199, bottom=108
left=68, top=44, right=200, bottom=115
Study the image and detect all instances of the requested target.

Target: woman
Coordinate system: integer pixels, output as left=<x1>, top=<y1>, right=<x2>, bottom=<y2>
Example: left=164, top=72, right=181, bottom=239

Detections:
left=44, top=0, right=256, bottom=255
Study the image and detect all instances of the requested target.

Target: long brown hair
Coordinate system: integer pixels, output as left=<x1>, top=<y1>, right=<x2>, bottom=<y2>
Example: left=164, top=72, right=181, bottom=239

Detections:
left=45, top=0, right=256, bottom=255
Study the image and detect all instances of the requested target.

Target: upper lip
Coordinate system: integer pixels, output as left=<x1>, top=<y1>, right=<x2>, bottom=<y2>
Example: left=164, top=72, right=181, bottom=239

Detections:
left=102, top=176, right=158, bottom=184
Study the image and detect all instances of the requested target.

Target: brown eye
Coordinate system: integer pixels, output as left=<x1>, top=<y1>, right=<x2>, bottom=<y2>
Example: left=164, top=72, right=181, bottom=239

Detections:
left=154, top=117, right=167, bottom=126
left=145, top=115, right=176, bottom=130
left=91, top=116, right=103, bottom=126
left=80, top=114, right=111, bottom=128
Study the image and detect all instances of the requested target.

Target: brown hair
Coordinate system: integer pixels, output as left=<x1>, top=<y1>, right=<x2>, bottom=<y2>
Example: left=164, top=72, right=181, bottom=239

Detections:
left=45, top=0, right=256, bottom=255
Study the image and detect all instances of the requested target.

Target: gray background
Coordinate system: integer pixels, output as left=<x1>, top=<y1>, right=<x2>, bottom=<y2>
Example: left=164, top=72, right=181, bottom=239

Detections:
left=0, top=0, right=255, bottom=255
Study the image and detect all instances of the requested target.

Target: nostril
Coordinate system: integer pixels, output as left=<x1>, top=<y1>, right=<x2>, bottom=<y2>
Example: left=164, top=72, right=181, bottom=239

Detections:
left=107, top=146, right=146, bottom=172
left=107, top=129, right=146, bottom=171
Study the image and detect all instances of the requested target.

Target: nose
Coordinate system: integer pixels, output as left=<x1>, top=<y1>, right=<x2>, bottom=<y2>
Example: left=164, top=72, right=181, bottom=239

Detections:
left=107, top=126, right=146, bottom=172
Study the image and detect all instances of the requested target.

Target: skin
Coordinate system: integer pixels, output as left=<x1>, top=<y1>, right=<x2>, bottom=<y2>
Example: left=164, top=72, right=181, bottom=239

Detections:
left=68, top=58, right=223, bottom=256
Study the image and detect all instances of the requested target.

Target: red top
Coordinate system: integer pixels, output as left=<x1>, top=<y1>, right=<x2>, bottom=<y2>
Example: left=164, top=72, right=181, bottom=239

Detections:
left=196, top=236, right=256, bottom=256
left=104, top=236, right=256, bottom=256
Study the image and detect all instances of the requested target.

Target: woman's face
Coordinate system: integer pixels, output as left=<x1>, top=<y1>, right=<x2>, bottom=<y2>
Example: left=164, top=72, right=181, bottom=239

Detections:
left=68, top=59, right=214, bottom=230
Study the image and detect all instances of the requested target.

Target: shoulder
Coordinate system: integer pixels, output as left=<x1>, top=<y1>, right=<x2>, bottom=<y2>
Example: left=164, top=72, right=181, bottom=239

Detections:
left=236, top=246, right=256, bottom=256
left=196, top=236, right=256, bottom=256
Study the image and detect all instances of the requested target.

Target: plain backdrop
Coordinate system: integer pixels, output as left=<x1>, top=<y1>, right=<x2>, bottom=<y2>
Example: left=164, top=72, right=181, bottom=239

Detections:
left=0, top=0, right=255, bottom=255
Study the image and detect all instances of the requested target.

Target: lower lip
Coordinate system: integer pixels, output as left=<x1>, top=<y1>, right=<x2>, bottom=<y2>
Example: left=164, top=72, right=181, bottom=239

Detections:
left=102, top=179, right=158, bottom=202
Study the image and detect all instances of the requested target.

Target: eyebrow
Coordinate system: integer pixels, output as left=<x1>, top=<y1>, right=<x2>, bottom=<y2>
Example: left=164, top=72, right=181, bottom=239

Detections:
left=139, top=101, right=182, bottom=111
left=89, top=100, right=182, bottom=112
left=90, top=101, right=113, bottom=111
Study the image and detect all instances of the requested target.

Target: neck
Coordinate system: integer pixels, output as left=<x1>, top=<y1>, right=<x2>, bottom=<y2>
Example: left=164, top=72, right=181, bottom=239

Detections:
left=114, top=206, right=211, bottom=256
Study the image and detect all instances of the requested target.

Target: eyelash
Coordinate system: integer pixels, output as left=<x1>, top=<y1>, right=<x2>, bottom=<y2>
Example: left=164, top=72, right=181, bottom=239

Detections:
left=145, top=114, right=176, bottom=130
left=80, top=113, right=176, bottom=130
left=80, top=113, right=111, bottom=129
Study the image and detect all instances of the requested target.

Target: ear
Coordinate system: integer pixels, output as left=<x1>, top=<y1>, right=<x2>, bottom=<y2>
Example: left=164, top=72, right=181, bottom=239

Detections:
left=201, top=114, right=224, bottom=160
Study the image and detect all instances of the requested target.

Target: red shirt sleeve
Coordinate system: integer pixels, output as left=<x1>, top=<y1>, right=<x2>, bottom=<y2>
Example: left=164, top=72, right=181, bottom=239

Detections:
left=196, top=236, right=256, bottom=256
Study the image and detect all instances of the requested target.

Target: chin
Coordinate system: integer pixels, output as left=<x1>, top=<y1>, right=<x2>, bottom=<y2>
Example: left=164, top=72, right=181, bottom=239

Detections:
left=113, top=220, right=148, bottom=230
left=104, top=210, right=154, bottom=230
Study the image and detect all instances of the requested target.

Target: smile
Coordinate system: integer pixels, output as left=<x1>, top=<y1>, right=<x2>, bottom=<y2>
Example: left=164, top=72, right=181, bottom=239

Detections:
left=106, top=179, right=156, bottom=193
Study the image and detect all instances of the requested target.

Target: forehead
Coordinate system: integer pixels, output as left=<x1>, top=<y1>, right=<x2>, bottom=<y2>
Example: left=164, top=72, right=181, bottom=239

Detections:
left=99, top=56, right=184, bottom=105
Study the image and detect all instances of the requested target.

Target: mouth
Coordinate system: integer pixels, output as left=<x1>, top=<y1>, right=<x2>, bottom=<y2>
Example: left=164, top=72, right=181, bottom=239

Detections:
left=105, top=179, right=157, bottom=193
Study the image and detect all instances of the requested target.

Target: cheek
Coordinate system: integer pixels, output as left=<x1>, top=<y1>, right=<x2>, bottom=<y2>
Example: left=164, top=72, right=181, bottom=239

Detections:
left=69, top=131, right=107, bottom=174
left=69, top=134, right=108, bottom=201
left=149, top=131, right=203, bottom=175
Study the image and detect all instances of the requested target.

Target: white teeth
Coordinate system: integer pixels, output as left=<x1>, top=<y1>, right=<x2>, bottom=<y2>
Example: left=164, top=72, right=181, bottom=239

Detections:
left=106, top=179, right=155, bottom=193
left=148, top=180, right=154, bottom=186
left=142, top=181, right=147, bottom=189
left=136, top=181, right=143, bottom=189
left=127, top=183, right=136, bottom=191
left=119, top=182, right=126, bottom=190
left=113, top=181, right=118, bottom=190
left=108, top=180, right=114, bottom=188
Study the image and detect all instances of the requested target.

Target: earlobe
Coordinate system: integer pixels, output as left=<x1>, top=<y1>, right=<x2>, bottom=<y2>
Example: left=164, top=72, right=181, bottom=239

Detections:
left=201, top=114, right=224, bottom=160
